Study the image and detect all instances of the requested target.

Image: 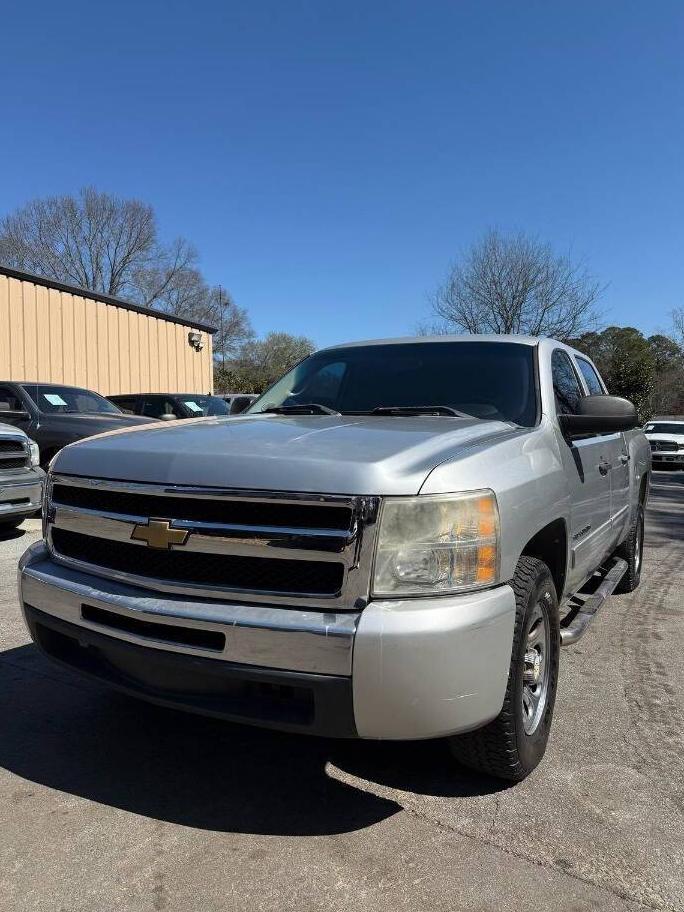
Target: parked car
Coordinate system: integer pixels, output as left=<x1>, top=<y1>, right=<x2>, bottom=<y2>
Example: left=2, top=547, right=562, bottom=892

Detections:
left=0, top=382, right=156, bottom=468
left=20, top=335, right=649, bottom=781
left=108, top=393, right=233, bottom=420
left=220, top=393, right=259, bottom=414
left=0, top=422, right=44, bottom=529
left=643, top=416, right=684, bottom=470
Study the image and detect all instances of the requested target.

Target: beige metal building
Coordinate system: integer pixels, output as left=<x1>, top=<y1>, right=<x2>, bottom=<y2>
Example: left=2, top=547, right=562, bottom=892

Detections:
left=0, top=266, right=215, bottom=395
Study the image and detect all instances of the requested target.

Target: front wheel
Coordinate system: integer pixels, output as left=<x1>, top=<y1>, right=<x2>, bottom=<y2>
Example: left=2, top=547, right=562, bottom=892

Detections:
left=449, top=556, right=560, bottom=782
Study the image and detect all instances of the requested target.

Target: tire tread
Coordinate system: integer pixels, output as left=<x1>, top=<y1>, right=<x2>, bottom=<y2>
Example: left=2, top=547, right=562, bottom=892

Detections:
left=450, top=556, right=556, bottom=782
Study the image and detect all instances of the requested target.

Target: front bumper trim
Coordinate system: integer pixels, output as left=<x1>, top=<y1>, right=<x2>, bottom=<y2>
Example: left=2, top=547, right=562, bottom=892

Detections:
left=24, top=603, right=356, bottom=737
left=19, top=543, right=357, bottom=676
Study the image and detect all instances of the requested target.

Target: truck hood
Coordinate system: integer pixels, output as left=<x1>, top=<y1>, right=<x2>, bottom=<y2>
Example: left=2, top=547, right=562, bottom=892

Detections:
left=646, top=432, right=684, bottom=442
left=40, top=413, right=157, bottom=434
left=53, top=413, right=520, bottom=495
left=0, top=422, right=28, bottom=440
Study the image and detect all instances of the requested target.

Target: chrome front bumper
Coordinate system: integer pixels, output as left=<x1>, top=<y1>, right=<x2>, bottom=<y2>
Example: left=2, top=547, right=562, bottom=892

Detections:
left=19, top=542, right=356, bottom=676
left=19, top=542, right=516, bottom=739
left=0, top=469, right=44, bottom=519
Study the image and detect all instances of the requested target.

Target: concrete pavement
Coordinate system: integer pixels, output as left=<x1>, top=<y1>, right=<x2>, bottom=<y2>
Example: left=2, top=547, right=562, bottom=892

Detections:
left=1, top=473, right=682, bottom=911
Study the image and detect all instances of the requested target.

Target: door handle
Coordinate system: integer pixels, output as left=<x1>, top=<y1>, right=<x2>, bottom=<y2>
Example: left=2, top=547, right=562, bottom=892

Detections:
left=619, top=454, right=630, bottom=464
left=599, top=460, right=610, bottom=476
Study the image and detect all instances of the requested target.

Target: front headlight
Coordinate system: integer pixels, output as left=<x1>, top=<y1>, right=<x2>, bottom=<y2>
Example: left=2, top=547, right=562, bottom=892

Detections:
left=29, top=441, right=40, bottom=467
left=372, top=490, right=500, bottom=597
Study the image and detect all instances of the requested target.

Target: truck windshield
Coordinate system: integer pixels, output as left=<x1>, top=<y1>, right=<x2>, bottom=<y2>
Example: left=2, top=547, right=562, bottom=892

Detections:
left=21, top=384, right=122, bottom=415
left=248, top=341, right=538, bottom=427
left=644, top=422, right=684, bottom=435
left=181, top=396, right=230, bottom=417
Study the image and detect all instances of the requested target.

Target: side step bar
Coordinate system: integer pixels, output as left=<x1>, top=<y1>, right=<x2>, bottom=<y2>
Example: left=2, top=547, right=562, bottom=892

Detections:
left=560, top=557, right=628, bottom=646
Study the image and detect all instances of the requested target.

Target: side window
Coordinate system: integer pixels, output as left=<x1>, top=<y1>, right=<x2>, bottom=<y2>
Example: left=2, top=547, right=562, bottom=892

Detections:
left=552, top=350, right=583, bottom=416
left=230, top=396, right=252, bottom=414
left=0, top=386, right=24, bottom=413
left=575, top=357, right=605, bottom=395
left=142, top=397, right=180, bottom=419
left=112, top=396, right=137, bottom=414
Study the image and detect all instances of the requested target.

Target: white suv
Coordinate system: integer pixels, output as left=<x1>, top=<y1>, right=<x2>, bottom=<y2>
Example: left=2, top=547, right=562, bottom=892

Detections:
left=643, top=417, right=684, bottom=470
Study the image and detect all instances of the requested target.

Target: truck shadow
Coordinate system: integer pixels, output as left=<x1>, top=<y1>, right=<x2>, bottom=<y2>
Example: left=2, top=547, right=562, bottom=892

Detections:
left=0, top=644, right=507, bottom=836
left=0, top=525, right=27, bottom=543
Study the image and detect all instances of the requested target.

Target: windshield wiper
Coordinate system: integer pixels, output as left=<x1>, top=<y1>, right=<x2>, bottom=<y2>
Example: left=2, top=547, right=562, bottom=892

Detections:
left=369, top=405, right=473, bottom=418
left=262, top=403, right=341, bottom=416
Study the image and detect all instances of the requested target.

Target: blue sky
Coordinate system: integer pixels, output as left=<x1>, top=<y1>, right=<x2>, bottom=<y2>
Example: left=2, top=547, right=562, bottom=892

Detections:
left=1, top=1, right=683, bottom=347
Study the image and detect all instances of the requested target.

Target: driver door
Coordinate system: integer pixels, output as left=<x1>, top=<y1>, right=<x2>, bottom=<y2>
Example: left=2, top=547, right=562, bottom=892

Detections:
left=551, top=350, right=614, bottom=591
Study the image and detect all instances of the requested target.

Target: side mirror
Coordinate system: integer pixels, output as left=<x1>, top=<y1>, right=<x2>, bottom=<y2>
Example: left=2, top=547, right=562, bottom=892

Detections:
left=159, top=413, right=177, bottom=422
left=559, top=395, right=638, bottom=438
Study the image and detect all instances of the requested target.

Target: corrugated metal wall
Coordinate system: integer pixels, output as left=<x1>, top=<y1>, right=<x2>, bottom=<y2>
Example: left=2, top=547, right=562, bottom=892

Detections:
left=0, top=273, right=213, bottom=394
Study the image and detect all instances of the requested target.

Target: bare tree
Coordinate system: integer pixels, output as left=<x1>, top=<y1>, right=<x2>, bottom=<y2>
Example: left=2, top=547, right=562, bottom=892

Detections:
left=433, top=229, right=603, bottom=340
left=0, top=188, right=198, bottom=302
left=0, top=187, right=253, bottom=356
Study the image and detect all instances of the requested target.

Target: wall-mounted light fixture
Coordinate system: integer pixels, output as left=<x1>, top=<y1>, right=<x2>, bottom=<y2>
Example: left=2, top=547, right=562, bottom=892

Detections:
left=188, top=331, right=204, bottom=352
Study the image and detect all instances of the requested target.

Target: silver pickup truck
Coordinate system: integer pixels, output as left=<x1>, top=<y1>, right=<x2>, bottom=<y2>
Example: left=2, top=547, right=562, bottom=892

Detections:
left=0, top=422, right=44, bottom=529
left=18, top=336, right=650, bottom=780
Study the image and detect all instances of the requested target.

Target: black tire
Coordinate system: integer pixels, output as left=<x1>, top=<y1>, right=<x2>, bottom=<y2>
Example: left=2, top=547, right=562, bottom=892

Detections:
left=614, top=502, right=645, bottom=594
left=449, top=556, right=560, bottom=782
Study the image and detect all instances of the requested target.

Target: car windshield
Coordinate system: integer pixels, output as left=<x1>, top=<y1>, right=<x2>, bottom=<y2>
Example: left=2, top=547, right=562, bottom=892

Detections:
left=644, top=422, right=684, bottom=435
left=248, top=341, right=539, bottom=426
left=22, top=384, right=122, bottom=415
left=180, top=395, right=230, bottom=417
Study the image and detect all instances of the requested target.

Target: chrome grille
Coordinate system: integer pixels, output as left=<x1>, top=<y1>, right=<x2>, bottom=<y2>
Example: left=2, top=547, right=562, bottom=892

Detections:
left=47, top=475, right=380, bottom=609
left=649, top=440, right=680, bottom=452
left=0, top=439, right=29, bottom=471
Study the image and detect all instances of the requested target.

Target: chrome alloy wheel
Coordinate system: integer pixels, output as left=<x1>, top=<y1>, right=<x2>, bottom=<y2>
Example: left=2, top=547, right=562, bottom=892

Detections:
left=522, top=601, right=551, bottom=735
left=635, top=514, right=644, bottom=576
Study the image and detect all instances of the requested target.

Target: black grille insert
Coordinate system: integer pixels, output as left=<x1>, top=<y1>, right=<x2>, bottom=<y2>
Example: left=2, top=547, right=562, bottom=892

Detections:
left=0, top=441, right=25, bottom=453
left=81, top=604, right=225, bottom=651
left=52, top=484, right=353, bottom=531
left=0, top=456, right=28, bottom=470
left=52, top=528, right=345, bottom=596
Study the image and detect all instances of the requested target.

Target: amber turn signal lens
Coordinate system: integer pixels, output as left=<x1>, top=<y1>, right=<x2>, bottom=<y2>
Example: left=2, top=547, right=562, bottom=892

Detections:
left=476, top=545, right=497, bottom=582
left=477, top=496, right=497, bottom=537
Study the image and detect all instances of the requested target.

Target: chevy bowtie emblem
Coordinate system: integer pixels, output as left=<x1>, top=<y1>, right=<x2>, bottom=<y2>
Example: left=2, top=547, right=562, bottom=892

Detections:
left=131, top=519, right=189, bottom=550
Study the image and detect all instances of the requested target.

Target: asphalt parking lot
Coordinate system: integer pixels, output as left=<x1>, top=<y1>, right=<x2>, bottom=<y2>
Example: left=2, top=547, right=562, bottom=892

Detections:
left=1, top=474, right=682, bottom=912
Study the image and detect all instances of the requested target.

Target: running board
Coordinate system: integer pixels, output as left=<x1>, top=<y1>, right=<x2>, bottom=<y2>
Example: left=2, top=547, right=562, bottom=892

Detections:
left=560, top=557, right=628, bottom=646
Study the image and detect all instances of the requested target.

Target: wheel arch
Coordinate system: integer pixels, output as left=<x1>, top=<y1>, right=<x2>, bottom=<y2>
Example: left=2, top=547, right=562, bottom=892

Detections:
left=519, top=518, right=568, bottom=601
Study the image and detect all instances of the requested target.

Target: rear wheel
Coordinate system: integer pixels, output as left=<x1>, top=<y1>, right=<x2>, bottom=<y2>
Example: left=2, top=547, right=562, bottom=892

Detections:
left=614, top=502, right=645, bottom=594
left=449, top=557, right=560, bottom=782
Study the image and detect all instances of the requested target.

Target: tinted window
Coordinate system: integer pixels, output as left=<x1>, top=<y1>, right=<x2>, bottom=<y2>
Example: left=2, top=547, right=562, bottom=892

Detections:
left=249, top=341, right=539, bottom=426
left=112, top=396, right=138, bottom=414
left=576, top=358, right=604, bottom=395
left=0, top=387, right=25, bottom=412
left=179, top=396, right=230, bottom=417
left=230, top=396, right=256, bottom=414
left=552, top=350, right=583, bottom=415
left=142, top=397, right=181, bottom=419
left=22, top=384, right=121, bottom=415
